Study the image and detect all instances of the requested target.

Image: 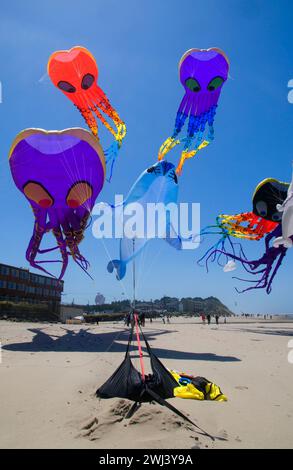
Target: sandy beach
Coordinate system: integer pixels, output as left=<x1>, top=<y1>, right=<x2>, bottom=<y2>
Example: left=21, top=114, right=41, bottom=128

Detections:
left=0, top=318, right=293, bottom=449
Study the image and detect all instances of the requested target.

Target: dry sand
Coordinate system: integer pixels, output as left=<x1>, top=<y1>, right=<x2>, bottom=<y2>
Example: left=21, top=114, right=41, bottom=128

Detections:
left=0, top=318, right=293, bottom=449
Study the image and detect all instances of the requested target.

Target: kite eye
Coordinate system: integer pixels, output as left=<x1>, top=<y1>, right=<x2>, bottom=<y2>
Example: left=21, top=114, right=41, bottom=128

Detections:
left=23, top=182, right=54, bottom=208
left=272, top=212, right=282, bottom=222
left=57, top=80, right=76, bottom=93
left=255, top=200, right=268, bottom=217
left=185, top=78, right=201, bottom=92
left=147, top=166, right=155, bottom=173
left=66, top=182, right=93, bottom=208
left=81, top=73, right=95, bottom=90
left=207, top=76, right=224, bottom=91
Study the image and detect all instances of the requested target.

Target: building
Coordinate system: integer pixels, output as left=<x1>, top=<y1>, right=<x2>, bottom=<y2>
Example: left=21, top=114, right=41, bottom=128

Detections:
left=0, top=263, right=64, bottom=314
left=60, top=305, right=85, bottom=323
left=179, top=298, right=198, bottom=313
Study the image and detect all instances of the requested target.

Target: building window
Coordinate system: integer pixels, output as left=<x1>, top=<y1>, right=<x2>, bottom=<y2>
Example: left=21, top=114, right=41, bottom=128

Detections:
left=19, top=271, right=29, bottom=280
left=11, top=269, right=19, bottom=278
left=0, top=266, right=10, bottom=276
left=7, top=282, right=16, bottom=289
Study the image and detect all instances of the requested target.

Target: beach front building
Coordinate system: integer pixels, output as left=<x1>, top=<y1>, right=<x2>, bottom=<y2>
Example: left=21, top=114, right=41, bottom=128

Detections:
left=60, top=305, right=85, bottom=323
left=0, top=262, right=64, bottom=318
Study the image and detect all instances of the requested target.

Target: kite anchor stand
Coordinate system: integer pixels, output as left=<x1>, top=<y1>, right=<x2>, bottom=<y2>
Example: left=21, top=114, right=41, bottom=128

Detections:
left=96, top=324, right=214, bottom=441
left=124, top=401, right=141, bottom=420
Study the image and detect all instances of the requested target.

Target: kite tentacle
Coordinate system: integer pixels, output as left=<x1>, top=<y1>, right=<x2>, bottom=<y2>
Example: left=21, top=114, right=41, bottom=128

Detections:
left=266, top=249, right=286, bottom=294
left=85, top=88, right=126, bottom=146
left=26, top=208, right=54, bottom=276
left=158, top=103, right=189, bottom=161
left=52, top=227, right=69, bottom=280
left=75, top=94, right=98, bottom=136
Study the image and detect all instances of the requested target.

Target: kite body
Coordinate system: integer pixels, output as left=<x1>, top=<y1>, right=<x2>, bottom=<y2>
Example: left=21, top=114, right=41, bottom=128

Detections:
left=217, top=178, right=287, bottom=242
left=158, top=48, right=229, bottom=174
left=9, top=128, right=105, bottom=279
left=48, top=46, right=126, bottom=179
left=274, top=173, right=293, bottom=248
left=107, top=161, right=182, bottom=280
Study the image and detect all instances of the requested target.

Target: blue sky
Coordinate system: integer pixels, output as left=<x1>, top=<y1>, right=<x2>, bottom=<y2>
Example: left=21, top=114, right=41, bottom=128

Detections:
left=0, top=0, right=293, bottom=313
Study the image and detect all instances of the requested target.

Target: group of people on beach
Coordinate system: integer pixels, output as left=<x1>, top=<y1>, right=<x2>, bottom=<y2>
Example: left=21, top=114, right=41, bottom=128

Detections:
left=162, top=315, right=171, bottom=324
left=124, top=310, right=146, bottom=328
left=99, top=312, right=272, bottom=328
left=201, top=313, right=225, bottom=325
left=124, top=311, right=227, bottom=328
left=124, top=310, right=173, bottom=327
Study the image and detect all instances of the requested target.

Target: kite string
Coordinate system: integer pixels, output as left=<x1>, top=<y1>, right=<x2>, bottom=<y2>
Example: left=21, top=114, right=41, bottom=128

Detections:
left=134, top=313, right=145, bottom=381
left=135, top=174, right=166, bottom=298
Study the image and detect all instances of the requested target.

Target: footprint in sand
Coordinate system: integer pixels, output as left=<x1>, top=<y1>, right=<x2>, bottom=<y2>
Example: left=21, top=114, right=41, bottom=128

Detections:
left=235, top=385, right=249, bottom=391
left=78, top=400, right=131, bottom=440
left=109, top=399, right=133, bottom=417
left=80, top=417, right=99, bottom=437
left=217, top=429, right=228, bottom=441
left=128, top=407, right=163, bottom=426
left=129, top=412, right=155, bottom=425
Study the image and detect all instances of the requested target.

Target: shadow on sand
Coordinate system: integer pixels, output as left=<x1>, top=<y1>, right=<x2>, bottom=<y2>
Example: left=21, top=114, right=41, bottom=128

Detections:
left=236, top=326, right=293, bottom=337
left=3, top=326, right=241, bottom=362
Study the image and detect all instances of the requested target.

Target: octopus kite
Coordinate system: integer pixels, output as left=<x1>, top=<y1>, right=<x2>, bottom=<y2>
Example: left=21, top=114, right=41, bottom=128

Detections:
left=48, top=46, right=126, bottom=179
left=198, top=178, right=290, bottom=293
left=9, top=128, right=105, bottom=279
left=158, top=48, right=229, bottom=174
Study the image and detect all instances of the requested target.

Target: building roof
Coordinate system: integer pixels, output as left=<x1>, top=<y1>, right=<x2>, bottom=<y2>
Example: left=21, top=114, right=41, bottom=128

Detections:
left=0, top=262, right=64, bottom=284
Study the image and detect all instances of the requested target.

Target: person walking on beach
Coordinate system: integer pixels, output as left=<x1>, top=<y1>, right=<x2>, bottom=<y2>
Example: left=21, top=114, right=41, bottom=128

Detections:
left=201, top=314, right=206, bottom=325
left=126, top=310, right=135, bottom=328
left=207, top=314, right=211, bottom=325
left=215, top=314, right=219, bottom=325
left=139, top=312, right=145, bottom=327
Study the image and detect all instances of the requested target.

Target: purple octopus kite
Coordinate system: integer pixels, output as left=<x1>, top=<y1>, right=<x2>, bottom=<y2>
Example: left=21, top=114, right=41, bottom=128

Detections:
left=200, top=224, right=289, bottom=295
left=220, top=225, right=288, bottom=294
left=158, top=48, right=229, bottom=174
left=9, top=128, right=105, bottom=279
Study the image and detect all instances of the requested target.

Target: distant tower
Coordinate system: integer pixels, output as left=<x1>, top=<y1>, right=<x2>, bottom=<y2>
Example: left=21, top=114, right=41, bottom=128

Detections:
left=95, top=293, right=105, bottom=305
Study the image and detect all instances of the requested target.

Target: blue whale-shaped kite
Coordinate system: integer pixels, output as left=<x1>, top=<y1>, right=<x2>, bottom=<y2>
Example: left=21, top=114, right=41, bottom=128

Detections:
left=107, top=161, right=184, bottom=280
